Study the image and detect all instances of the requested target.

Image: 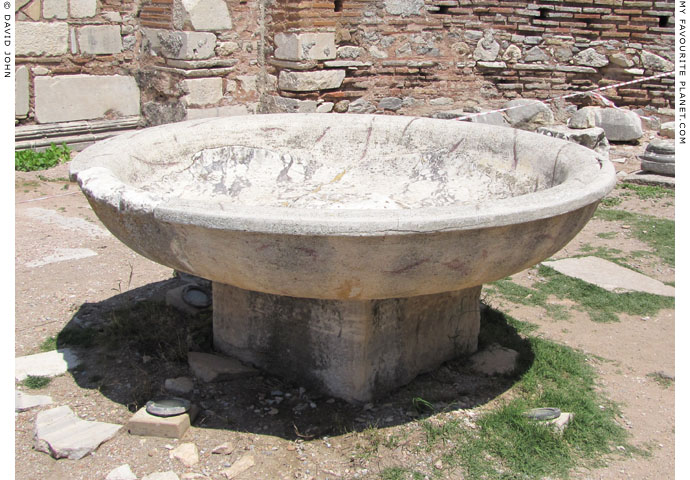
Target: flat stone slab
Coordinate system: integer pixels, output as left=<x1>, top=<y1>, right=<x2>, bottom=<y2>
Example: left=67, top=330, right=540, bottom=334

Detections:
left=142, top=473, right=180, bottom=480
left=16, top=390, right=53, bottom=412
left=15, top=349, right=82, bottom=381
left=106, top=464, right=137, bottom=480
left=34, top=406, right=122, bottom=459
left=623, top=171, right=675, bottom=188
left=188, top=351, right=259, bottom=383
left=542, top=257, right=674, bottom=297
left=127, top=406, right=198, bottom=439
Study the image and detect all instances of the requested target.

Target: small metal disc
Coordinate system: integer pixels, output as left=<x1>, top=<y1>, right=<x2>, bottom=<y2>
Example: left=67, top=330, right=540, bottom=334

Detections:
left=146, top=398, right=191, bottom=417
left=182, top=285, right=211, bottom=308
left=523, top=407, right=561, bottom=421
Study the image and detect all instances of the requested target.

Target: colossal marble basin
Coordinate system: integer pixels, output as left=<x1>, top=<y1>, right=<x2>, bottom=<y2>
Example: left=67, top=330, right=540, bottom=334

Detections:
left=71, top=113, right=616, bottom=402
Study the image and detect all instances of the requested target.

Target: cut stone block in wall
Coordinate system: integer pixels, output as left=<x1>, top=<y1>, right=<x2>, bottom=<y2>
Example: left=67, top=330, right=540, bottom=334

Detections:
left=278, top=70, right=345, bottom=92
left=181, top=78, right=223, bottom=107
left=43, top=0, right=68, bottom=19
left=186, top=104, right=251, bottom=120
left=173, top=0, right=232, bottom=31
left=16, top=22, right=69, bottom=56
left=142, top=28, right=216, bottom=60
left=77, top=26, right=123, bottom=55
left=34, top=75, right=140, bottom=123
left=274, top=33, right=336, bottom=61
left=15, top=66, right=30, bottom=118
left=69, top=0, right=97, bottom=18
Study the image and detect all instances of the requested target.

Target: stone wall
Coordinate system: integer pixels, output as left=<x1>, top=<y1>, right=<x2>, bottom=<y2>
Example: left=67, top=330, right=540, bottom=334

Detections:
left=15, top=0, right=676, bottom=130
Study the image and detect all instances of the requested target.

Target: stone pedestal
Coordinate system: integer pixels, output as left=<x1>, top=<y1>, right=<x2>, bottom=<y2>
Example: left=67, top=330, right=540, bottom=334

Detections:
left=212, top=283, right=481, bottom=402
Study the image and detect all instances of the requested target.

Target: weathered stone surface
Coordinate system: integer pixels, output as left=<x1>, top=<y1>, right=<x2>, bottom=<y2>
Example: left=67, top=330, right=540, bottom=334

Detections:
left=186, top=104, right=252, bottom=120
left=69, top=0, right=97, bottom=17
left=142, top=473, right=180, bottom=480
left=16, top=22, right=69, bottom=56
left=337, top=46, right=363, bottom=59
left=102, top=11, right=123, bottom=22
left=504, top=99, right=554, bottom=130
left=43, top=0, right=67, bottom=19
left=316, top=102, right=334, bottom=113
left=143, top=101, right=186, bottom=126
left=106, top=464, right=137, bottom=480
left=34, top=406, right=121, bottom=460
left=142, top=28, right=216, bottom=60
left=170, top=443, right=199, bottom=467
left=609, top=53, right=634, bottom=68
left=15, top=349, right=82, bottom=381
left=384, top=0, right=423, bottom=16
left=347, top=98, right=375, bottom=113
left=542, top=257, right=675, bottom=296
left=212, top=442, right=234, bottom=455
left=78, top=25, right=123, bottom=55
left=15, top=390, right=53, bottom=412
left=181, top=77, right=223, bottom=106
left=523, top=46, right=548, bottom=62
left=641, top=51, right=674, bottom=72
left=470, top=343, right=519, bottom=375
left=278, top=70, right=345, bottom=92
left=473, top=30, right=500, bottom=61
left=596, top=108, right=643, bottom=142
left=624, top=171, right=675, bottom=188
left=173, top=0, right=232, bottom=31
left=23, top=0, right=41, bottom=20
left=274, top=33, right=336, bottom=61
left=214, top=283, right=481, bottom=402
left=640, top=139, right=675, bottom=175
left=15, top=66, right=29, bottom=118
left=164, top=376, right=195, bottom=395
left=333, top=100, right=350, bottom=112
left=264, top=95, right=318, bottom=113
left=34, top=75, right=140, bottom=123
left=537, top=125, right=609, bottom=159
left=127, top=406, right=196, bottom=438
left=574, top=48, right=609, bottom=67
left=220, top=454, right=255, bottom=479
left=568, top=106, right=598, bottom=129
left=547, top=412, right=574, bottom=435
left=379, top=97, right=403, bottom=111
left=188, top=351, right=258, bottom=382
left=659, top=121, right=674, bottom=138
left=502, top=44, right=522, bottom=62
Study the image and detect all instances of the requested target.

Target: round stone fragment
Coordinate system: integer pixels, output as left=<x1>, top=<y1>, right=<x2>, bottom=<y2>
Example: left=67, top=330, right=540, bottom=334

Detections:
left=182, top=285, right=211, bottom=308
left=523, top=407, right=561, bottom=421
left=146, top=398, right=191, bottom=417
left=640, top=138, right=675, bottom=176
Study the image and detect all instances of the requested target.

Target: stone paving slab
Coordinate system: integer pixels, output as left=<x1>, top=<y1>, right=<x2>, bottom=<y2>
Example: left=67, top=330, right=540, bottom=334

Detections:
left=15, top=390, right=53, bottom=412
left=542, top=256, right=675, bottom=297
left=623, top=170, right=675, bottom=188
left=15, top=348, right=82, bottom=381
left=34, top=405, right=122, bottom=459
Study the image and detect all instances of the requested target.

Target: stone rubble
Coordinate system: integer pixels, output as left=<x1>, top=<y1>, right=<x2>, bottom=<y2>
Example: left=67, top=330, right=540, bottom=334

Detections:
left=188, top=352, right=259, bottom=383
left=470, top=344, right=519, bottom=376
left=220, top=454, right=255, bottom=479
left=170, top=442, right=200, bottom=467
left=15, top=390, right=53, bottom=412
left=34, top=406, right=122, bottom=460
left=106, top=464, right=138, bottom=480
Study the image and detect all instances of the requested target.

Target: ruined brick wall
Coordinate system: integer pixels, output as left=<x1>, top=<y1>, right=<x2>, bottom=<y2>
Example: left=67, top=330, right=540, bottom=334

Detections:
left=264, top=0, right=676, bottom=115
left=15, top=0, right=675, bottom=129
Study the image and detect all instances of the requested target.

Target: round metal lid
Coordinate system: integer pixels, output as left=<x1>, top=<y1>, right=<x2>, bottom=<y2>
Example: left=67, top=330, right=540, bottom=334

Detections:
left=146, top=398, right=192, bottom=417
left=523, top=407, right=561, bottom=421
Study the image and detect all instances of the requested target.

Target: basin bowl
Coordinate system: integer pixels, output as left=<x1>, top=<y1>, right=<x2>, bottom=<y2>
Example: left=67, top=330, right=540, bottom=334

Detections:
left=71, top=113, right=616, bottom=401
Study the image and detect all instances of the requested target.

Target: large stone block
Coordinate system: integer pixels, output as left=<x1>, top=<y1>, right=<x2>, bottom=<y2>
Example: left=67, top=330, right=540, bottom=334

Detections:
left=69, top=0, right=97, bottom=17
left=16, top=22, right=69, bottom=56
left=34, top=75, right=140, bottom=123
left=213, top=282, right=481, bottom=402
left=43, top=0, right=67, bottom=19
left=384, top=0, right=424, bottom=16
left=596, top=108, right=643, bottom=142
left=274, top=33, right=336, bottom=61
left=142, top=28, right=216, bottom=60
left=77, top=25, right=123, bottom=54
left=278, top=70, right=345, bottom=92
left=173, top=0, right=232, bottom=31
left=15, top=66, right=30, bottom=118
left=181, top=77, right=223, bottom=106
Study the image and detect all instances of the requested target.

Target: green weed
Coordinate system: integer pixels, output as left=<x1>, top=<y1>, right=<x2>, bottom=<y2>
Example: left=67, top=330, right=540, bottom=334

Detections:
left=647, top=372, right=674, bottom=388
left=22, top=375, right=52, bottom=389
left=39, top=336, right=57, bottom=352
left=379, top=467, right=425, bottom=480
left=618, top=183, right=674, bottom=200
left=15, top=143, right=71, bottom=172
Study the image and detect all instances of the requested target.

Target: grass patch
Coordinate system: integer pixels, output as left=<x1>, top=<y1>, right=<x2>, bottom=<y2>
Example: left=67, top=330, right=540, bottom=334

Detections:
left=39, top=336, right=57, bottom=352
left=594, top=208, right=674, bottom=266
left=15, top=143, right=71, bottom=172
left=487, top=266, right=674, bottom=323
left=22, top=375, right=52, bottom=389
left=380, top=467, right=425, bottom=480
left=596, top=232, right=618, bottom=239
left=647, top=372, right=674, bottom=388
left=618, top=183, right=674, bottom=200
left=422, top=307, right=631, bottom=480
left=600, top=196, right=622, bottom=208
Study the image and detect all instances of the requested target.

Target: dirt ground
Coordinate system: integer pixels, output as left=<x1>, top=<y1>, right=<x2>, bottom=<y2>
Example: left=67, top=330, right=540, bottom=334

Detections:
left=14, top=135, right=674, bottom=480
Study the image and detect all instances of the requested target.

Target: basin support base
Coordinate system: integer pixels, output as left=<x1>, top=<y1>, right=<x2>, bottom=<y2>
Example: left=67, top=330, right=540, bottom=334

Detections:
left=212, top=282, right=482, bottom=403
